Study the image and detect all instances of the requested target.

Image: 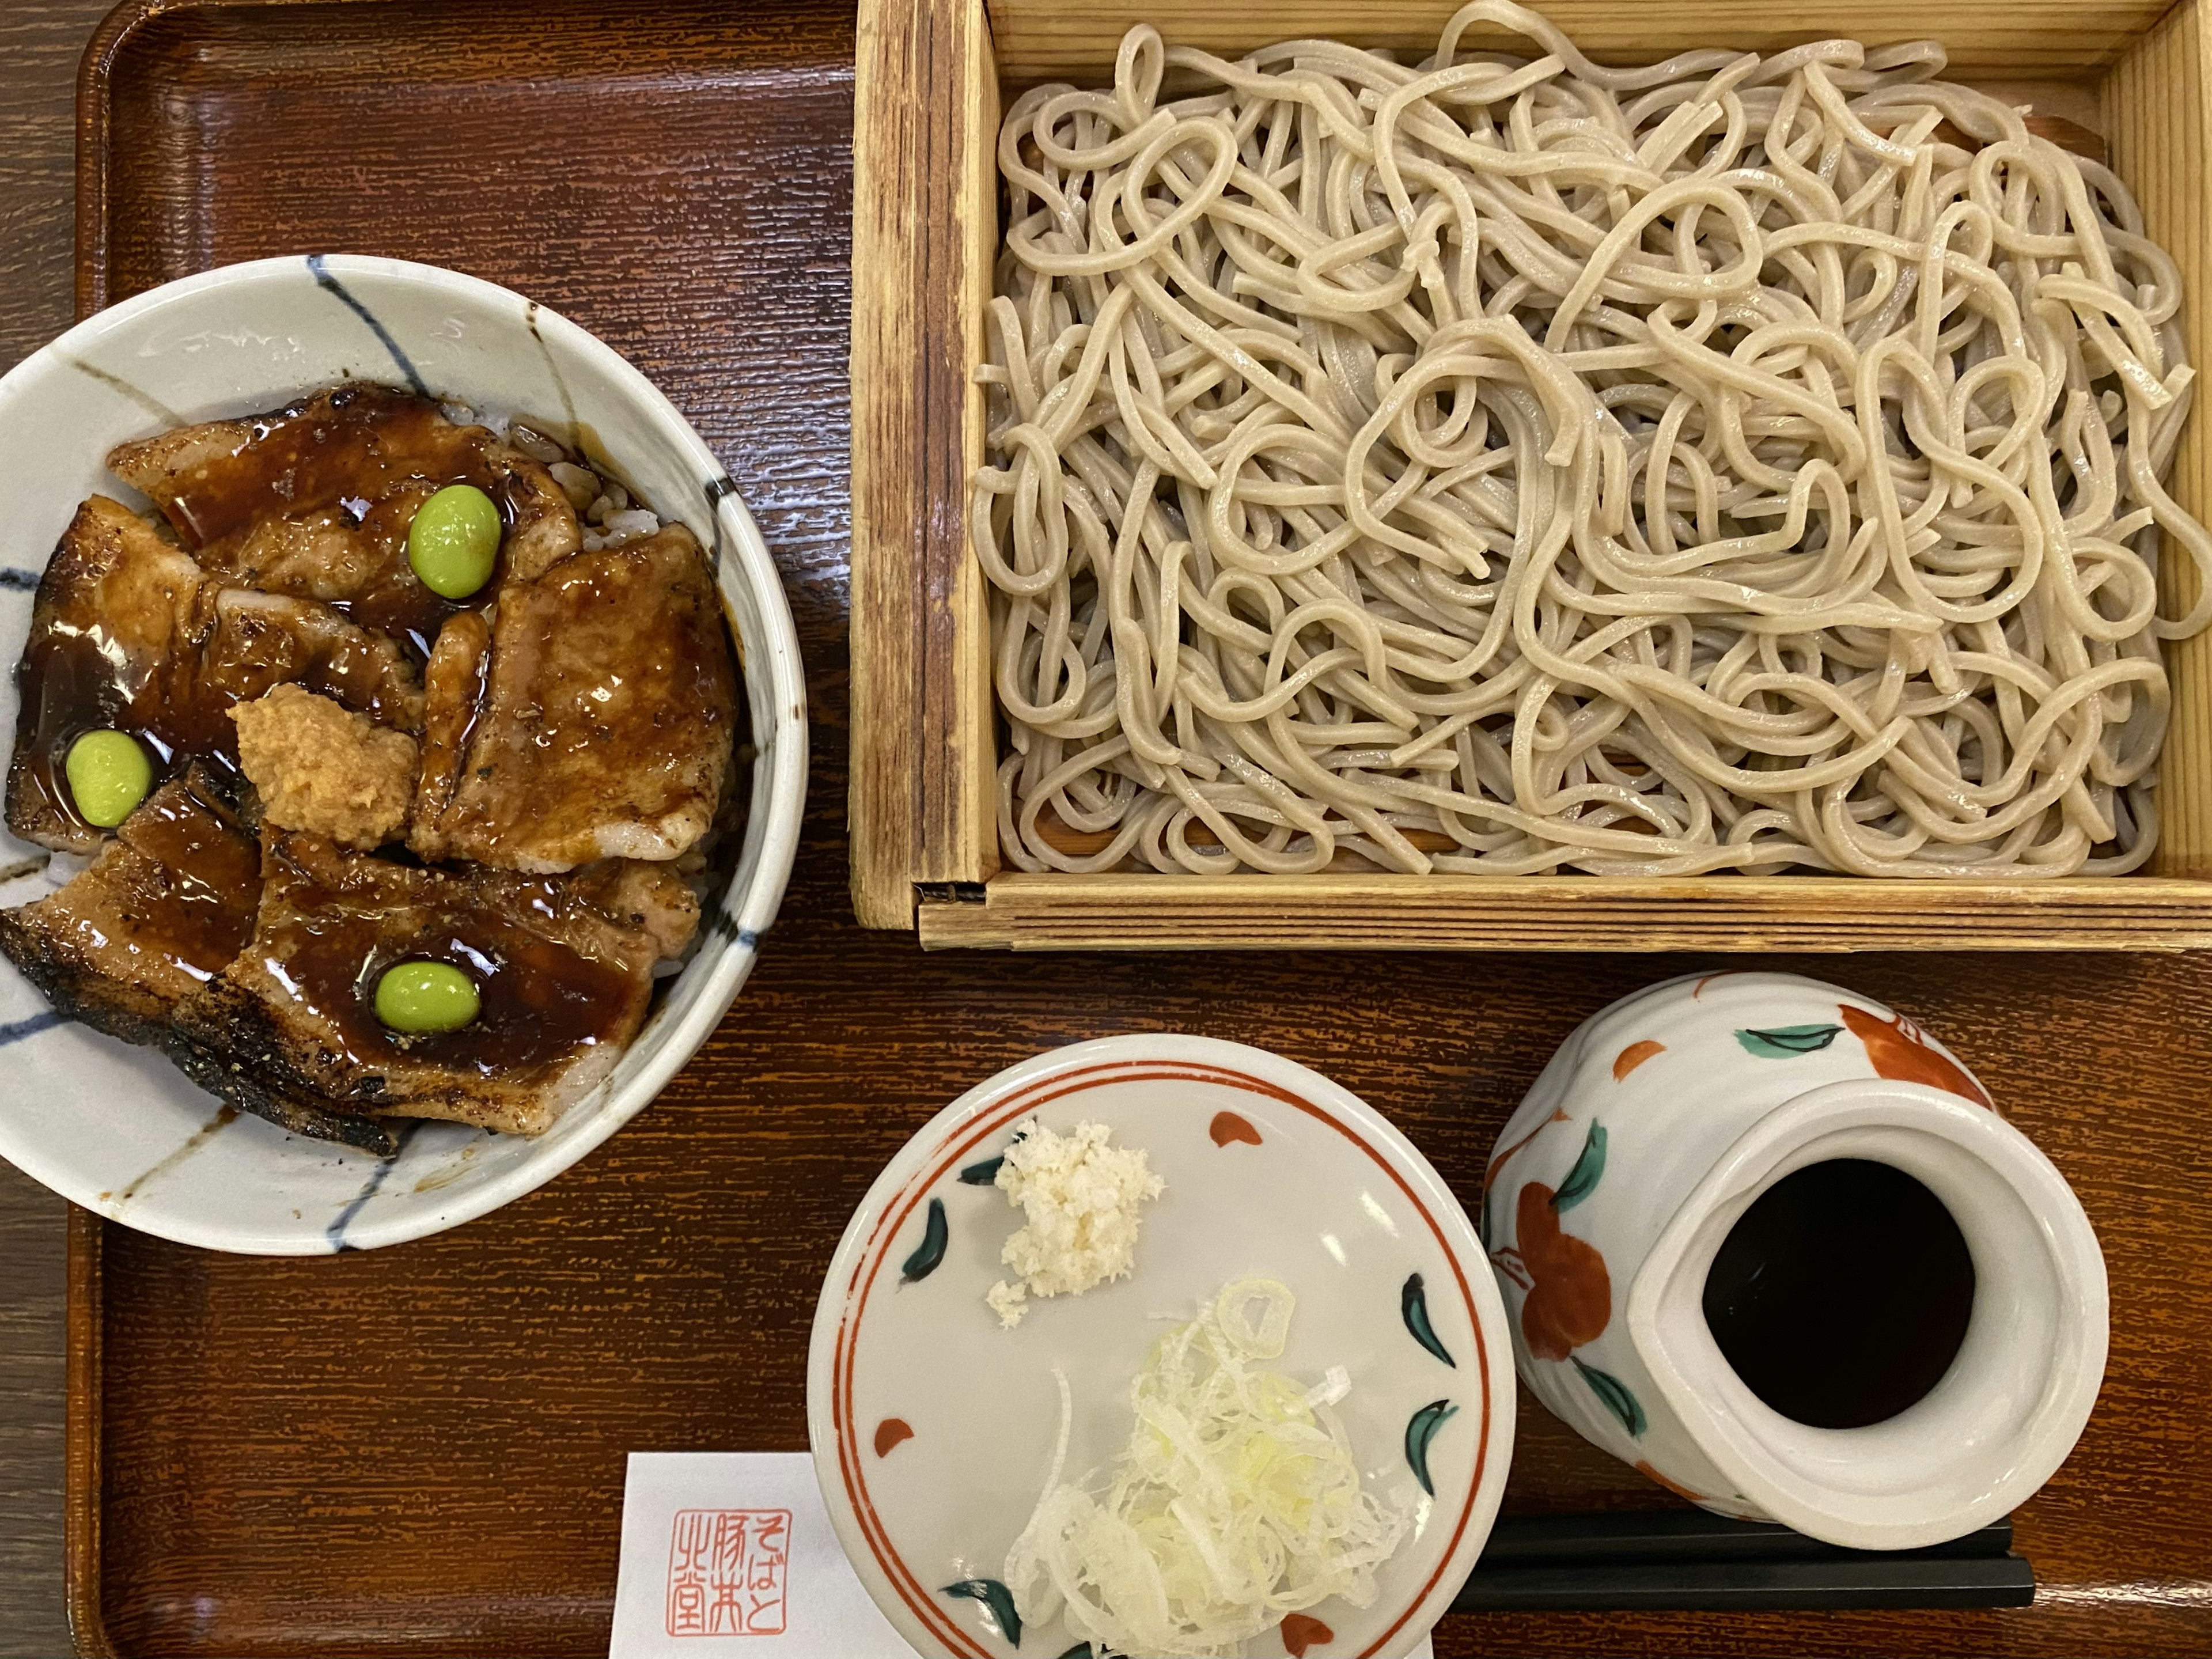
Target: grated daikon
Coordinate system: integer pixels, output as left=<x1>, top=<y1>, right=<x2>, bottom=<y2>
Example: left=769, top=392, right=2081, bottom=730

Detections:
left=986, top=1118, right=1164, bottom=1328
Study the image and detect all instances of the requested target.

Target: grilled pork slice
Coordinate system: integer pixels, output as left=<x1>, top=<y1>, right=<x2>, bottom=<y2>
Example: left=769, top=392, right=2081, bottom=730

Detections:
left=0, top=770, right=396, bottom=1154
left=6, top=497, right=422, bottom=853
left=172, top=833, right=664, bottom=1137
left=0, top=770, right=257, bottom=1040
left=408, top=525, right=738, bottom=873
left=106, top=384, right=582, bottom=655
left=410, top=609, right=491, bottom=838
left=7, top=498, right=200, bottom=853
left=201, top=588, right=424, bottom=732
left=565, top=858, right=702, bottom=961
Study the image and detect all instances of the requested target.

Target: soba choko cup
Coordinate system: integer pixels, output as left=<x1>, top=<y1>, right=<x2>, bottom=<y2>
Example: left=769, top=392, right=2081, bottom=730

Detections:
left=0, top=254, right=806, bottom=1253
left=1482, top=970, right=2107, bottom=1550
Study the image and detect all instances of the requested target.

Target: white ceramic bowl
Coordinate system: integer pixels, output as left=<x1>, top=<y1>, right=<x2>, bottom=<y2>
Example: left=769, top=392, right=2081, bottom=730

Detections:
left=0, top=255, right=806, bottom=1253
left=807, top=1035, right=1515, bottom=1659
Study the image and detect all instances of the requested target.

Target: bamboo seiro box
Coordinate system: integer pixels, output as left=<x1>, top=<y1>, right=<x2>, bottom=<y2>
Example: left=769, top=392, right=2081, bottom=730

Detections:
left=849, top=0, right=2212, bottom=950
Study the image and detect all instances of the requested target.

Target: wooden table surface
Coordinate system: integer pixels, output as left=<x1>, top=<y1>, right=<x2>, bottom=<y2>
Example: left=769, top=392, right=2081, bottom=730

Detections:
left=7, top=2, right=2212, bottom=1656
left=0, top=1, right=109, bottom=1649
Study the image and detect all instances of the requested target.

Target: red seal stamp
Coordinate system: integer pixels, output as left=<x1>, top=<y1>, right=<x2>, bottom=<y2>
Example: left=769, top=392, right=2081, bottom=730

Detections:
left=665, top=1508, right=791, bottom=1636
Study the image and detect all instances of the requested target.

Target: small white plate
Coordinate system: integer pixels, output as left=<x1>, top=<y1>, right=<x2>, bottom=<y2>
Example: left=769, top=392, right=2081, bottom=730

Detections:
left=806, top=1035, right=1514, bottom=1658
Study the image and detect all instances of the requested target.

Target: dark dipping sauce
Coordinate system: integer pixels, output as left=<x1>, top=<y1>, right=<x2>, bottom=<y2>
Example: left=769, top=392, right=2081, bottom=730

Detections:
left=264, top=866, right=640, bottom=1078
left=1702, top=1158, right=1976, bottom=1430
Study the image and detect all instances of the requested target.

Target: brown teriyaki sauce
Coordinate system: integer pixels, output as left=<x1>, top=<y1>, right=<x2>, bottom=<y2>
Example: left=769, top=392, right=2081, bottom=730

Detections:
left=161, top=383, right=525, bottom=664
left=267, top=872, right=637, bottom=1078
left=115, top=774, right=263, bottom=981
left=14, top=385, right=524, bottom=832
left=18, top=382, right=753, bottom=1084
left=12, top=595, right=419, bottom=833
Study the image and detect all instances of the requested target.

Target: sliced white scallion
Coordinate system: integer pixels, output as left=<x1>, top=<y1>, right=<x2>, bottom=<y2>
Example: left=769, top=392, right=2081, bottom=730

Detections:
left=1004, top=1278, right=1410, bottom=1657
left=1214, top=1275, right=1296, bottom=1359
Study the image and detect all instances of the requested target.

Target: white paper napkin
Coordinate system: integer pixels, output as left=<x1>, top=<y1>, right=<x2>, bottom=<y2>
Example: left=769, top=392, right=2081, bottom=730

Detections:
left=611, top=1453, right=910, bottom=1657
left=610, top=1450, right=1434, bottom=1658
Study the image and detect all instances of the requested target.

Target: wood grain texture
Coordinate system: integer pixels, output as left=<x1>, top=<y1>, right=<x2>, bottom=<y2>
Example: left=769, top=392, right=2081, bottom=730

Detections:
left=64, top=1210, right=100, bottom=1659
left=987, top=0, right=2175, bottom=84
left=0, top=1, right=119, bottom=1650
left=847, top=0, right=998, bottom=927
left=2112, top=3, right=2212, bottom=880
left=864, top=0, right=2212, bottom=948
left=919, top=874, right=2212, bottom=952
left=48, top=0, right=2212, bottom=1654
left=74, top=931, right=2212, bottom=1656
left=0, top=0, right=99, bottom=370
left=0, top=1167, right=69, bottom=1658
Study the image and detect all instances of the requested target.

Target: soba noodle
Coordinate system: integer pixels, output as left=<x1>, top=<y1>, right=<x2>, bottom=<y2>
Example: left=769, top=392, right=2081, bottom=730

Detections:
left=973, top=1, right=2212, bottom=877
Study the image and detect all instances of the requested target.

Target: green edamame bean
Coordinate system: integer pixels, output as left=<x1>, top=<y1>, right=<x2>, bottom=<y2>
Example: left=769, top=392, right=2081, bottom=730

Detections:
left=406, top=484, right=501, bottom=599
left=373, top=960, right=481, bottom=1034
left=64, top=729, right=153, bottom=828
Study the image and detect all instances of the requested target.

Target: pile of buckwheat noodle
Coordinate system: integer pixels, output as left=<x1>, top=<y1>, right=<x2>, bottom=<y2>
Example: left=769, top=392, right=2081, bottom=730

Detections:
left=973, top=0, right=2212, bottom=877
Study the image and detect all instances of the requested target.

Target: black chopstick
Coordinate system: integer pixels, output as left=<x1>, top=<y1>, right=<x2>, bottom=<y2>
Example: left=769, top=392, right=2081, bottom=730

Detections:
left=1452, top=1511, right=2034, bottom=1612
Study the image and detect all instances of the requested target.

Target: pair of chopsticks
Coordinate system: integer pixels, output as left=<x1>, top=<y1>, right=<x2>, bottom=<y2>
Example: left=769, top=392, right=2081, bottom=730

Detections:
left=1452, top=1509, right=2033, bottom=1611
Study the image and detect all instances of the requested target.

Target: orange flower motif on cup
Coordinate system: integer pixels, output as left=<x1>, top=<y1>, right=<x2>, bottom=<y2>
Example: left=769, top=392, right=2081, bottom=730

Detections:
left=1839, top=1003, right=1993, bottom=1108
left=1488, top=1120, right=1649, bottom=1437
left=1479, top=1107, right=1564, bottom=1248
left=1489, top=1123, right=1611, bottom=1359
left=1511, top=1179, right=1612, bottom=1361
left=1612, top=1039, right=1665, bottom=1081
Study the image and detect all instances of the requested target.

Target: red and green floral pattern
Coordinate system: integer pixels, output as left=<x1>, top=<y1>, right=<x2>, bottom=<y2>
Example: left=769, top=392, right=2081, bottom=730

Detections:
left=1727, top=1002, right=1992, bottom=1107
left=1840, top=1004, right=1993, bottom=1107
left=1487, top=1114, right=1647, bottom=1440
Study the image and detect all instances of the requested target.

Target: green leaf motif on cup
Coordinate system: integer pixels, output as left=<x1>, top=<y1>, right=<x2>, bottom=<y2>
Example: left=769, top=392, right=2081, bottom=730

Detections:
left=1571, top=1354, right=1647, bottom=1438
left=1550, top=1122, right=1607, bottom=1213
left=1735, top=1023, right=1846, bottom=1059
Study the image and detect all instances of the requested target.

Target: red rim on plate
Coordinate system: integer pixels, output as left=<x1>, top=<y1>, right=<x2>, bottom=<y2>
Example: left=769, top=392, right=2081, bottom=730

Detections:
left=818, top=1046, right=1506, bottom=1658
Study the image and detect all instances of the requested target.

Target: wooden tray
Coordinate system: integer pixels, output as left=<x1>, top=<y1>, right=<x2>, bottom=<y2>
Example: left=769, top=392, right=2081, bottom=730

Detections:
left=847, top=0, right=2212, bottom=952
left=63, top=0, right=2212, bottom=1653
